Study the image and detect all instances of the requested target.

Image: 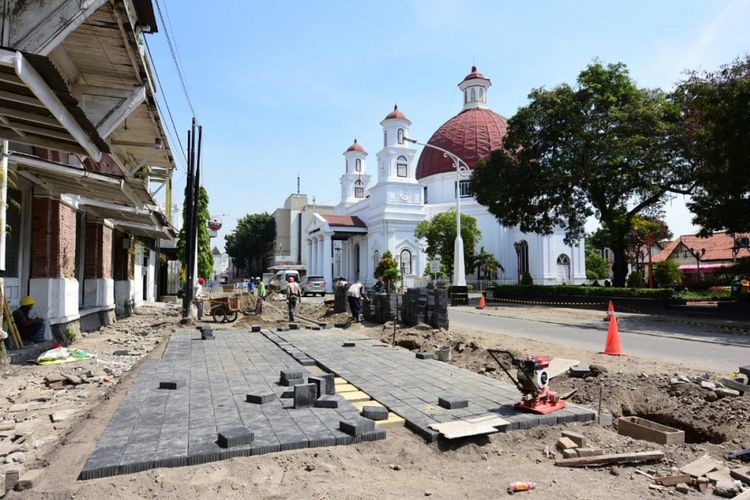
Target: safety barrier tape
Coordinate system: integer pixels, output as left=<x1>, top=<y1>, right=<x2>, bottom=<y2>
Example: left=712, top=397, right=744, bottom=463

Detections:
left=485, top=297, right=750, bottom=334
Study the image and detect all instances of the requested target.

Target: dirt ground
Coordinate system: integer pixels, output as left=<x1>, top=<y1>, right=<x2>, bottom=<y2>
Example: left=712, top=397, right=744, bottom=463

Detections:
left=3, top=296, right=749, bottom=499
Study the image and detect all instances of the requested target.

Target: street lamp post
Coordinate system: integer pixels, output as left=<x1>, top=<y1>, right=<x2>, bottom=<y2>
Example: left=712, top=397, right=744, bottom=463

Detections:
left=404, top=136, right=470, bottom=287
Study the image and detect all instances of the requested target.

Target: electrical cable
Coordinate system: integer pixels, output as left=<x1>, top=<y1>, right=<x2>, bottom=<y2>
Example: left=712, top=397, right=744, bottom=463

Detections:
left=154, top=0, right=196, bottom=116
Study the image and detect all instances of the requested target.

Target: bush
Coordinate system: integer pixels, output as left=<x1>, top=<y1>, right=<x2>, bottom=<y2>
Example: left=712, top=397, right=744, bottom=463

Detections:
left=653, top=260, right=683, bottom=287
left=520, top=272, right=534, bottom=285
left=490, top=284, right=673, bottom=299
left=626, top=271, right=644, bottom=288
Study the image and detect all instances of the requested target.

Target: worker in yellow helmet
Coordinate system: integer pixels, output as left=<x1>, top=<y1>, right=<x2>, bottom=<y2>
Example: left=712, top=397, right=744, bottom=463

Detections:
left=13, top=296, right=46, bottom=344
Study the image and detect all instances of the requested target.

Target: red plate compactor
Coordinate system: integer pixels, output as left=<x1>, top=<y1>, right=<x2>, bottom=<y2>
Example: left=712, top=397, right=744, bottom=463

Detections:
left=488, top=349, right=566, bottom=415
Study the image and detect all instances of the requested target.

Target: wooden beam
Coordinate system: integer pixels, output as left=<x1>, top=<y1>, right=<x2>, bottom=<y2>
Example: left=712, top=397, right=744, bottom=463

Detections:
left=555, top=451, right=664, bottom=467
left=2, top=120, right=72, bottom=141
left=0, top=106, right=60, bottom=128
left=96, top=85, right=145, bottom=138
left=0, top=89, right=46, bottom=108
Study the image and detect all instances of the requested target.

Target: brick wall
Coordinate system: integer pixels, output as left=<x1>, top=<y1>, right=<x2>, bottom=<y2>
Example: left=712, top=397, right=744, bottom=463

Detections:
left=84, top=221, right=113, bottom=279
left=31, top=197, right=77, bottom=278
left=113, top=230, right=134, bottom=281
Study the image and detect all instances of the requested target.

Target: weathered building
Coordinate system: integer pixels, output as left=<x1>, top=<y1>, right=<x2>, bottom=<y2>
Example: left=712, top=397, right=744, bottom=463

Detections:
left=0, top=0, right=176, bottom=343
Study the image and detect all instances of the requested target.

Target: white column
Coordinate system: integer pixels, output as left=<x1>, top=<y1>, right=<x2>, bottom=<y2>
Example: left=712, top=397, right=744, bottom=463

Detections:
left=317, top=236, right=324, bottom=279
left=311, top=238, right=317, bottom=275
left=323, top=234, right=333, bottom=292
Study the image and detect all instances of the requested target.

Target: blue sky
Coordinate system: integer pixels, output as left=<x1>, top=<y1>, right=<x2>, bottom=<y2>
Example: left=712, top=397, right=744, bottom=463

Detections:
left=146, top=0, right=750, bottom=248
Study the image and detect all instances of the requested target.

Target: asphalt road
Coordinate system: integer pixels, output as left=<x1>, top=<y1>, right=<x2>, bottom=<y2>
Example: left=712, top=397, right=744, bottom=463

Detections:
left=449, top=307, right=750, bottom=373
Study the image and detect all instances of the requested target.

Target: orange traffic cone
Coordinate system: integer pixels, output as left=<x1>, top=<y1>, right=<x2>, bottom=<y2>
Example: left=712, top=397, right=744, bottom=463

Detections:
left=603, top=300, right=615, bottom=321
left=601, top=315, right=624, bottom=356
left=476, top=295, right=486, bottom=310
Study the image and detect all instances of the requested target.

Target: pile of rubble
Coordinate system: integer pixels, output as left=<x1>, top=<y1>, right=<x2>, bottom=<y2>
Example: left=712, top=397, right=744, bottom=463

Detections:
left=0, top=304, right=180, bottom=492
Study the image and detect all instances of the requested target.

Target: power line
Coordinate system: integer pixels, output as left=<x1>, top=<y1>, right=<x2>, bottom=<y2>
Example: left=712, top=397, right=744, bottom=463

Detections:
left=154, top=0, right=196, bottom=116
left=143, top=35, right=187, bottom=168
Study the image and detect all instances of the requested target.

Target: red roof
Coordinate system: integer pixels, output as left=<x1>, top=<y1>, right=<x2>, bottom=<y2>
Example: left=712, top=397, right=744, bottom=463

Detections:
left=322, top=215, right=367, bottom=228
left=416, top=108, right=508, bottom=179
left=653, top=232, right=741, bottom=263
left=345, top=139, right=366, bottom=154
left=384, top=104, right=409, bottom=121
left=461, top=65, right=487, bottom=83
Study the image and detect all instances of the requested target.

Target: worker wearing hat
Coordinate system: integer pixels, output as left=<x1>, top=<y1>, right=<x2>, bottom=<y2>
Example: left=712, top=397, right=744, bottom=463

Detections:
left=13, top=296, right=45, bottom=344
left=255, top=277, right=265, bottom=315
left=194, top=278, right=205, bottom=320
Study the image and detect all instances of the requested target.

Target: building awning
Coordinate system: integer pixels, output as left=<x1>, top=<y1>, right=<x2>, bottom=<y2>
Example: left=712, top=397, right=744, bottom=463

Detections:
left=678, top=263, right=733, bottom=272
left=0, top=50, right=107, bottom=160
left=9, top=152, right=150, bottom=207
left=79, top=199, right=175, bottom=241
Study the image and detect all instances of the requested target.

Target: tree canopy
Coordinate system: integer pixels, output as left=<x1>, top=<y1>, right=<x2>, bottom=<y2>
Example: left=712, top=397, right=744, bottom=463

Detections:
left=177, top=185, right=213, bottom=280
left=374, top=251, right=400, bottom=291
left=414, top=209, right=481, bottom=278
left=471, top=62, right=692, bottom=286
left=674, top=55, right=750, bottom=235
left=584, top=237, right=610, bottom=280
left=224, top=213, right=275, bottom=277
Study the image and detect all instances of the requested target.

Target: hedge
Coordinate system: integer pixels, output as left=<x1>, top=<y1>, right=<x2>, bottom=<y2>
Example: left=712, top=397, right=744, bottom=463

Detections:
left=488, top=285, right=674, bottom=300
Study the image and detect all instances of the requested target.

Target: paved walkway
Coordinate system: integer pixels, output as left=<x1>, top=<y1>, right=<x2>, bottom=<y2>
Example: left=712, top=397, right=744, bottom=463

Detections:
left=80, top=330, right=376, bottom=480
left=264, top=329, right=595, bottom=441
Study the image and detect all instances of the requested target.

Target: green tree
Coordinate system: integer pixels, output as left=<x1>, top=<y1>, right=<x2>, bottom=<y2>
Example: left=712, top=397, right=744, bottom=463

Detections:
left=471, top=62, right=693, bottom=287
left=674, top=56, right=750, bottom=235
left=471, top=247, right=503, bottom=281
left=585, top=237, right=610, bottom=280
left=374, top=251, right=399, bottom=291
left=627, top=270, right=644, bottom=288
left=414, top=209, right=481, bottom=278
left=589, top=217, right=672, bottom=270
left=224, top=213, right=276, bottom=277
left=653, top=259, right=682, bottom=287
left=177, top=186, right=213, bottom=280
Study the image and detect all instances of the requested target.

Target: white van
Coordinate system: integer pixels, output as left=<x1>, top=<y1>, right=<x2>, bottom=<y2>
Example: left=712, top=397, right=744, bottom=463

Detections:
left=274, top=270, right=301, bottom=293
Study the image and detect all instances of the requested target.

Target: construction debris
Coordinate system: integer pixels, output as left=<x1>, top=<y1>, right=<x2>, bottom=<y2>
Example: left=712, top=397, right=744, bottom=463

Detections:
left=554, top=451, right=665, bottom=467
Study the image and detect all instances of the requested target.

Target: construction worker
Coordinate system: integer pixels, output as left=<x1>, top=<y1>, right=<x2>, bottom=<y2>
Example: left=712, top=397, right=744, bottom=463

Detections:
left=286, top=276, right=302, bottom=322
left=194, top=278, right=205, bottom=320
left=373, top=276, right=386, bottom=294
left=346, top=281, right=365, bottom=322
left=13, top=296, right=45, bottom=344
left=255, top=277, right=265, bottom=314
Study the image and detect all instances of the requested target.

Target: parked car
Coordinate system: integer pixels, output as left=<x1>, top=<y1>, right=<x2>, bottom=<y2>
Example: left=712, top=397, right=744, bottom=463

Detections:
left=302, top=275, right=327, bottom=296
left=273, top=270, right=301, bottom=293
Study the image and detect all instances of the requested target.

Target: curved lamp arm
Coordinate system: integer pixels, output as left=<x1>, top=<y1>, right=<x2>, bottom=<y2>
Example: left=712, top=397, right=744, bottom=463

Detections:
left=404, top=136, right=470, bottom=178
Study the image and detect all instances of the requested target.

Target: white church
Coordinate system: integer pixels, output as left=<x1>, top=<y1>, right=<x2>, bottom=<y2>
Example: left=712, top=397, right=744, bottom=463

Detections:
left=299, top=66, right=586, bottom=291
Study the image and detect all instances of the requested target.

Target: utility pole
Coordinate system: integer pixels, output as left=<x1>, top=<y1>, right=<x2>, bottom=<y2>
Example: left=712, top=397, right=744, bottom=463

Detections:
left=182, top=119, right=198, bottom=318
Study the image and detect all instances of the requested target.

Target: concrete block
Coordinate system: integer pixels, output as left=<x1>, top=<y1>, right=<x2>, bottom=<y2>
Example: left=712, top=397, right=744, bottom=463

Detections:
left=246, top=392, right=276, bottom=404
left=617, top=416, right=685, bottom=445
left=280, top=369, right=304, bottom=384
left=308, top=376, right=331, bottom=397
left=251, top=325, right=261, bottom=332
left=361, top=406, right=389, bottom=421
left=720, top=377, right=750, bottom=394
left=289, top=323, right=299, bottom=330
left=341, top=391, right=370, bottom=403
left=438, top=396, right=468, bottom=410
left=159, top=381, right=182, bottom=390
left=294, top=383, right=318, bottom=409
left=282, top=378, right=306, bottom=387
left=416, top=352, right=434, bottom=360
left=321, top=374, right=335, bottom=395
left=314, top=396, right=339, bottom=408
left=557, top=437, right=578, bottom=450
left=740, top=366, right=750, bottom=378
left=361, top=429, right=387, bottom=442
left=562, top=448, right=577, bottom=459
left=298, top=358, right=316, bottom=366
left=568, top=365, right=591, bottom=378
left=576, top=447, right=603, bottom=457
left=561, top=430, right=586, bottom=448
left=217, top=427, right=255, bottom=448
left=342, top=342, right=356, bottom=347
left=339, top=417, right=376, bottom=436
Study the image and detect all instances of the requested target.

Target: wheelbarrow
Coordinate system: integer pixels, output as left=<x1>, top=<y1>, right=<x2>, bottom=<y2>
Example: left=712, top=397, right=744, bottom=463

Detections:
left=209, top=296, right=239, bottom=323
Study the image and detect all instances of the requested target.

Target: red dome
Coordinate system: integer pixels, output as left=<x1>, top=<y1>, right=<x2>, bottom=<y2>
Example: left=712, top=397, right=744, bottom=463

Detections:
left=384, top=104, right=409, bottom=121
left=345, top=138, right=366, bottom=154
left=416, top=108, right=508, bottom=179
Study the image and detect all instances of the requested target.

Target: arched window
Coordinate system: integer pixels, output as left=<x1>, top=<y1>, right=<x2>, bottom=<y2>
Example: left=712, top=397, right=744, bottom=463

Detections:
left=557, top=254, right=571, bottom=283
left=373, top=250, right=380, bottom=272
left=479, top=87, right=484, bottom=102
left=355, top=158, right=362, bottom=172
left=399, top=249, right=412, bottom=275
left=396, top=156, right=407, bottom=177
left=514, top=240, right=529, bottom=283
left=470, top=88, right=476, bottom=101
left=354, top=180, right=364, bottom=198
left=423, top=186, right=428, bottom=204
left=397, top=128, right=404, bottom=144
left=383, top=130, right=387, bottom=147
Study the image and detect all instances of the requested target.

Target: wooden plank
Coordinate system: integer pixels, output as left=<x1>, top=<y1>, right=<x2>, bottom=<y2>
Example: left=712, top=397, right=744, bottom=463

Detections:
left=731, top=468, right=750, bottom=485
left=555, top=451, right=664, bottom=467
left=547, top=358, right=580, bottom=379
left=617, top=416, right=685, bottom=445
left=680, top=454, right=720, bottom=477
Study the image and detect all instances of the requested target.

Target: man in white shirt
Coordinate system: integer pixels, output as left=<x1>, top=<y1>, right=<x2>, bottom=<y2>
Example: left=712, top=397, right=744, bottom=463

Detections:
left=346, top=281, right=365, bottom=322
